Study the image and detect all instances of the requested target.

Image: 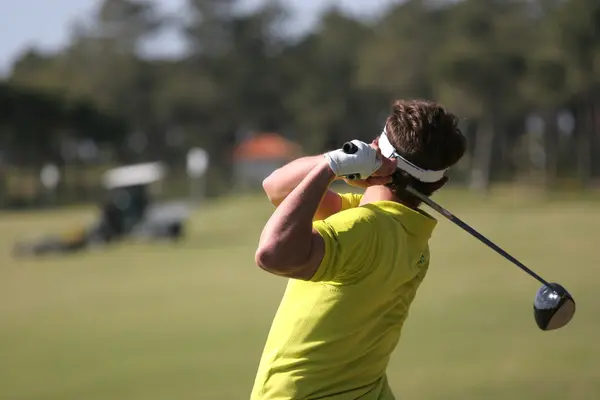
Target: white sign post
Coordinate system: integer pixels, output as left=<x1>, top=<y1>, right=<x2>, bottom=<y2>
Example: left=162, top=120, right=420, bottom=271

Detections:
left=187, top=148, right=209, bottom=202
left=40, top=164, right=61, bottom=204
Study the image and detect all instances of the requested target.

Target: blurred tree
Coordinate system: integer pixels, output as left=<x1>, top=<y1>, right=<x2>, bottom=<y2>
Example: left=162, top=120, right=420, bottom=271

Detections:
left=182, top=0, right=291, bottom=192
left=185, top=0, right=238, bottom=57
left=0, top=82, right=128, bottom=204
left=12, top=0, right=164, bottom=163
left=3, top=0, right=600, bottom=201
left=355, top=0, right=441, bottom=101
left=553, top=0, right=600, bottom=186
left=96, top=0, right=163, bottom=54
left=88, top=0, right=164, bottom=161
left=521, top=0, right=570, bottom=187
left=9, top=49, right=65, bottom=94
left=429, top=0, right=531, bottom=192
left=283, top=7, right=378, bottom=153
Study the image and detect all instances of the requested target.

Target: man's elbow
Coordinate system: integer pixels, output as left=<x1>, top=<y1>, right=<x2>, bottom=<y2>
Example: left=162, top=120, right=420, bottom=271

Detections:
left=255, top=244, right=280, bottom=271
left=255, top=244, right=301, bottom=274
left=262, top=174, right=283, bottom=206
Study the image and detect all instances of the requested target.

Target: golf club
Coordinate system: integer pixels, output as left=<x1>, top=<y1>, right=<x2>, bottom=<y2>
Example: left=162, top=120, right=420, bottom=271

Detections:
left=341, top=141, right=576, bottom=331
left=404, top=186, right=575, bottom=331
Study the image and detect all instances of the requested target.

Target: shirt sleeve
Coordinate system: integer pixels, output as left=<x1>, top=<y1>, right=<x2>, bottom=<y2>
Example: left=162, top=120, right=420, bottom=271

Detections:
left=338, top=192, right=363, bottom=211
left=311, top=206, right=376, bottom=284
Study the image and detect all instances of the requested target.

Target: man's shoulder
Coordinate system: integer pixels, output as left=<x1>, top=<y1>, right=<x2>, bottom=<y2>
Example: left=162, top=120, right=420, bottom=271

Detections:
left=313, top=204, right=378, bottom=244
left=325, top=203, right=377, bottom=225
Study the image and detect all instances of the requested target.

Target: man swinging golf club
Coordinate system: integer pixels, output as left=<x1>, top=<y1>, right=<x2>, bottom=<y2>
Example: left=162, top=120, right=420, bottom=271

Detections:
left=251, top=99, right=467, bottom=399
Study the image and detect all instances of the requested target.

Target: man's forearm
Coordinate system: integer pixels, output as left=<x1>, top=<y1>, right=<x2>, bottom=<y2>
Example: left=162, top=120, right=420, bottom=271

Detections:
left=262, top=154, right=343, bottom=220
left=262, top=155, right=328, bottom=205
left=256, top=160, right=335, bottom=271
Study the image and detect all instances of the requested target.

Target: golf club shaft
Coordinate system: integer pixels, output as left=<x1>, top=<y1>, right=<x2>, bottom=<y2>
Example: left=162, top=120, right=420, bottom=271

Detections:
left=338, top=141, right=553, bottom=289
left=405, top=186, right=553, bottom=288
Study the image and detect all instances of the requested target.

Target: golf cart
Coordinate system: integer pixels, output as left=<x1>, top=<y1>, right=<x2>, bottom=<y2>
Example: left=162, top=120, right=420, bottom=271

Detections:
left=13, top=162, right=192, bottom=257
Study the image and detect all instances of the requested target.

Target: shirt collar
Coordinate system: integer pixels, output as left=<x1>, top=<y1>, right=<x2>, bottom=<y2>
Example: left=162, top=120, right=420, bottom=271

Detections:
left=367, top=200, right=438, bottom=239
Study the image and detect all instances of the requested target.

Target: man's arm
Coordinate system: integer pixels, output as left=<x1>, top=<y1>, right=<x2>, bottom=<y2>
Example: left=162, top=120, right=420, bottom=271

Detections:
left=255, top=159, right=335, bottom=280
left=256, top=141, right=397, bottom=280
left=262, top=155, right=343, bottom=221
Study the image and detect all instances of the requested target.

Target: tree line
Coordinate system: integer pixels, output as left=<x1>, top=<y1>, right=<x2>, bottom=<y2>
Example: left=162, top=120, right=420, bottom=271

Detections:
left=2, top=0, right=600, bottom=204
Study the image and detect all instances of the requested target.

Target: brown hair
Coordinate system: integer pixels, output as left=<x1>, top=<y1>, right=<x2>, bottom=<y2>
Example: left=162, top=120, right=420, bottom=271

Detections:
left=383, top=99, right=467, bottom=206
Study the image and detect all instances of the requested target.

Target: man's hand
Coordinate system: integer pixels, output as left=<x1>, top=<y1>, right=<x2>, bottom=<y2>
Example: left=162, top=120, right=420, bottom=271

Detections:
left=325, top=140, right=383, bottom=180
left=342, top=139, right=397, bottom=188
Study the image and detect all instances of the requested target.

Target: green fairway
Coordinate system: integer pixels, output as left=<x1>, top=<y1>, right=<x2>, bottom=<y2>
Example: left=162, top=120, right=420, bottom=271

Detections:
left=1, top=190, right=599, bottom=399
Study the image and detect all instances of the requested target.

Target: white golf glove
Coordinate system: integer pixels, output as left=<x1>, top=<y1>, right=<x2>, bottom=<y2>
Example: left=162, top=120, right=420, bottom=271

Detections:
left=324, top=140, right=381, bottom=180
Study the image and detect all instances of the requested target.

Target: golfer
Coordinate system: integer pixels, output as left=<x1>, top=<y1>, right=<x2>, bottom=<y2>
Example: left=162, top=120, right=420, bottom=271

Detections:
left=251, top=99, right=467, bottom=399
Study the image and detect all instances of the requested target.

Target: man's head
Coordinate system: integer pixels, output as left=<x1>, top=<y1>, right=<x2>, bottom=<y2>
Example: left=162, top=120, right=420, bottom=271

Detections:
left=378, top=99, right=467, bottom=206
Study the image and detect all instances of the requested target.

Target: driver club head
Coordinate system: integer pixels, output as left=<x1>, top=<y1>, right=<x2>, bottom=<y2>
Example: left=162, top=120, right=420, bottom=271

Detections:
left=533, top=283, right=576, bottom=331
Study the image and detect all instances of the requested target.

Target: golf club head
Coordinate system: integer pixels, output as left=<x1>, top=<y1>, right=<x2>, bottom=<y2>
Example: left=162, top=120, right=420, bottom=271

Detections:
left=533, top=283, right=575, bottom=331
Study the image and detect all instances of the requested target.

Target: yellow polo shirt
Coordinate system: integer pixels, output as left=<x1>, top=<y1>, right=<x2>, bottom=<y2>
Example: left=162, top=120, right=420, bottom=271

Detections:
left=251, top=193, right=437, bottom=400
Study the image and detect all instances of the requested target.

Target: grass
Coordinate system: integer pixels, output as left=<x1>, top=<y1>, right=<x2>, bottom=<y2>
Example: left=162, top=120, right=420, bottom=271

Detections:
left=0, top=189, right=599, bottom=399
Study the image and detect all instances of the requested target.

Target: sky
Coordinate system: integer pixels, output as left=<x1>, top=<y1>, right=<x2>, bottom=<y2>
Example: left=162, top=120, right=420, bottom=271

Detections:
left=0, top=0, right=395, bottom=75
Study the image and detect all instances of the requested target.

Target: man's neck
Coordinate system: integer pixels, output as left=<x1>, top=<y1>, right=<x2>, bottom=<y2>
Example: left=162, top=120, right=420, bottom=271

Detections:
left=359, top=186, right=415, bottom=209
left=360, top=185, right=426, bottom=215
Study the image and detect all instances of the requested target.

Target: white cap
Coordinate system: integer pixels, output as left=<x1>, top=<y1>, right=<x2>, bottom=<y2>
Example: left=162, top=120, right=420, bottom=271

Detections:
left=379, top=128, right=447, bottom=183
